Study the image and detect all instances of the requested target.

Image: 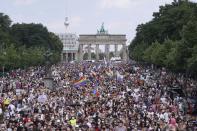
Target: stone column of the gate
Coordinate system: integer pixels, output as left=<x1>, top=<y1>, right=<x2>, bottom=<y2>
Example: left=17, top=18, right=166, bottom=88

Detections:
left=61, top=53, right=63, bottom=62
left=122, top=44, right=127, bottom=61
left=72, top=53, right=75, bottom=61
left=96, top=44, right=99, bottom=61
left=79, top=44, right=83, bottom=61
left=114, top=44, right=118, bottom=57
left=88, top=44, right=91, bottom=60
left=105, top=44, right=110, bottom=61
left=65, top=53, right=68, bottom=62
left=71, top=53, right=73, bottom=61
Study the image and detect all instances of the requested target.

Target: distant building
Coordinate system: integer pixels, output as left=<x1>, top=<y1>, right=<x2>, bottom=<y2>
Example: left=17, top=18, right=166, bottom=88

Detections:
left=78, top=23, right=127, bottom=61
left=58, top=33, right=79, bottom=62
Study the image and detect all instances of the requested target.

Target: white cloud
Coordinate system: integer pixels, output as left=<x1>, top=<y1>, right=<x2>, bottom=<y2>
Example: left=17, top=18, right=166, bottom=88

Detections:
left=107, top=21, right=136, bottom=43
left=45, top=21, right=64, bottom=33
left=13, top=0, right=37, bottom=6
left=108, top=21, right=129, bottom=33
left=100, top=0, right=133, bottom=9
left=70, top=16, right=83, bottom=27
left=99, top=0, right=167, bottom=9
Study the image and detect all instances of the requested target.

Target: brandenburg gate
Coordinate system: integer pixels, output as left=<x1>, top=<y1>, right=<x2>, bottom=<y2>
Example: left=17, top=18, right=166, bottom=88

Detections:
left=78, top=23, right=127, bottom=61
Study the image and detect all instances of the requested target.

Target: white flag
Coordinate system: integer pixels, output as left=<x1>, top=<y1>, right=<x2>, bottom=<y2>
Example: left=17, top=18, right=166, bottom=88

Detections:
left=116, top=71, right=124, bottom=82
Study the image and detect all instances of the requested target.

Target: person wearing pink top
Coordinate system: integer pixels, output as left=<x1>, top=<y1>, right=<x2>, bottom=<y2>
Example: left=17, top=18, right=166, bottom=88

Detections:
left=169, top=113, right=177, bottom=129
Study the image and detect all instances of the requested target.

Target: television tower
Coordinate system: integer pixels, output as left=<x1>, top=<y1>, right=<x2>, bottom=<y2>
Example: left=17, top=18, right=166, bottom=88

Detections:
left=64, top=17, right=69, bottom=32
left=64, top=0, right=69, bottom=32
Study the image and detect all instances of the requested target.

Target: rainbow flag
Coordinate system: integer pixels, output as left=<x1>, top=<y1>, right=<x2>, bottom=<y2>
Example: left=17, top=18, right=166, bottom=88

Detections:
left=73, top=77, right=89, bottom=87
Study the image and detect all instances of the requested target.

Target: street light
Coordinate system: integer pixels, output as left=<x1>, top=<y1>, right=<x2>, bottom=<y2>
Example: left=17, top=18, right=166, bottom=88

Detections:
left=43, top=50, right=55, bottom=90
left=2, top=51, right=6, bottom=79
left=44, top=50, right=53, bottom=77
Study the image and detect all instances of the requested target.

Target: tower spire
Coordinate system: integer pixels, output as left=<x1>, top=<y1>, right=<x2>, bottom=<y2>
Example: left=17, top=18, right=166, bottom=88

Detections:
left=64, top=0, right=69, bottom=33
left=64, top=17, right=69, bottom=32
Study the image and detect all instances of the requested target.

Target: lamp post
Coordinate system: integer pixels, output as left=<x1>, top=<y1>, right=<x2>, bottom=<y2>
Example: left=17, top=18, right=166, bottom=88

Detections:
left=44, top=50, right=53, bottom=77
left=2, top=66, right=4, bottom=79
left=2, top=51, right=7, bottom=79
left=43, top=50, right=55, bottom=90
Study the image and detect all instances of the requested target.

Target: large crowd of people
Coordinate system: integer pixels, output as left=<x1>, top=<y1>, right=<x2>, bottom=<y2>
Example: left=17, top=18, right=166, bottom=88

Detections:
left=0, top=61, right=196, bottom=131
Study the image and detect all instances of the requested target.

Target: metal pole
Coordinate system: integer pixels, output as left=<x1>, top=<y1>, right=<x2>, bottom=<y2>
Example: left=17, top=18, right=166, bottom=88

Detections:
left=2, top=66, right=4, bottom=79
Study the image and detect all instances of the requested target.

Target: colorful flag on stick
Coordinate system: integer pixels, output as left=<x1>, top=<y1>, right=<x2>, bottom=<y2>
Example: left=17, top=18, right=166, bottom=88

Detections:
left=73, top=77, right=89, bottom=87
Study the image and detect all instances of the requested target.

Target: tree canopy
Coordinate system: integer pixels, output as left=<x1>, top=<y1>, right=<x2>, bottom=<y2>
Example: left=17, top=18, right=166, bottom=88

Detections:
left=0, top=13, right=63, bottom=70
left=129, top=0, right=197, bottom=76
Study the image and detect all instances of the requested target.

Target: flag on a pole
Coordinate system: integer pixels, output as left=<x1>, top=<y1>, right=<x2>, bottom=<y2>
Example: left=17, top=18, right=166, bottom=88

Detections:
left=73, top=77, right=89, bottom=87
left=104, top=57, right=107, bottom=65
left=116, top=71, right=124, bottom=82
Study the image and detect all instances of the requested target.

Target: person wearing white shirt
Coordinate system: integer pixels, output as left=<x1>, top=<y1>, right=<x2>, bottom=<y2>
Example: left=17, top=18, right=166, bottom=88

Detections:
left=163, top=112, right=169, bottom=123
left=8, top=103, right=15, bottom=116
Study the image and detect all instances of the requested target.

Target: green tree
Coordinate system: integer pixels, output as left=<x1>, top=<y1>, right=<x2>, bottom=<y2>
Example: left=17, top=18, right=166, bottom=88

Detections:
left=150, top=43, right=167, bottom=66
left=182, top=21, right=197, bottom=48
left=129, top=0, right=197, bottom=55
left=187, top=45, right=197, bottom=74
left=99, top=53, right=105, bottom=60
left=4, top=44, right=20, bottom=69
left=11, top=23, right=62, bottom=51
left=132, top=42, right=148, bottom=61
left=109, top=52, right=114, bottom=59
left=143, top=42, right=158, bottom=62
left=83, top=53, right=88, bottom=60
left=91, top=52, right=96, bottom=60
left=0, top=13, right=63, bottom=70
left=0, top=13, right=12, bottom=48
left=164, top=41, right=180, bottom=69
left=0, top=13, right=11, bottom=32
left=129, top=1, right=197, bottom=75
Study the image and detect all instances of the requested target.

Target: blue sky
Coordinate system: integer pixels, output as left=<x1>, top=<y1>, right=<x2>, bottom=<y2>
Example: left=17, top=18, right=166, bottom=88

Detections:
left=1, top=0, right=197, bottom=44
